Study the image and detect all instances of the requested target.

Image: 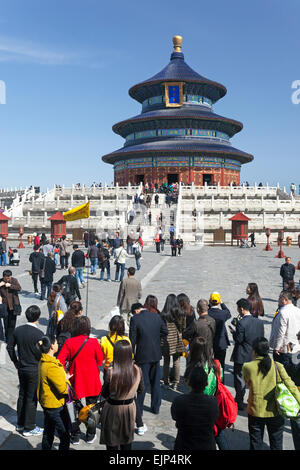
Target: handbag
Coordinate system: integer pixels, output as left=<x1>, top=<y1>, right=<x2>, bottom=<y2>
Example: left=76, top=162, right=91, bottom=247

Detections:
left=12, top=295, right=22, bottom=316
left=114, top=249, right=122, bottom=265
left=78, top=398, right=106, bottom=435
left=214, top=360, right=238, bottom=430
left=65, top=337, right=89, bottom=372
left=65, top=385, right=84, bottom=431
left=274, top=361, right=300, bottom=418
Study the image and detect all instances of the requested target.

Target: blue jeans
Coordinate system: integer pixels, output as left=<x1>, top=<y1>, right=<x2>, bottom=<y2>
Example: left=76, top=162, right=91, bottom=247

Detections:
left=75, top=267, right=84, bottom=285
left=90, top=258, right=97, bottom=274
left=40, top=281, right=52, bottom=300
left=60, top=255, right=68, bottom=269
left=115, top=262, right=125, bottom=282
left=100, top=263, right=111, bottom=280
left=54, top=253, right=59, bottom=265
left=42, top=406, right=70, bottom=450
left=135, top=254, right=141, bottom=270
left=1, top=253, right=7, bottom=266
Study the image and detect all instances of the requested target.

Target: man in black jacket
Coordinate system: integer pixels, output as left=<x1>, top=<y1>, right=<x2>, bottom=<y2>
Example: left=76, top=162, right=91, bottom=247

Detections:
left=229, top=298, right=264, bottom=410
left=129, top=308, right=168, bottom=415
left=280, top=257, right=295, bottom=290
left=7, top=305, right=44, bottom=437
left=29, top=245, right=44, bottom=294
left=40, top=252, right=56, bottom=301
left=71, top=245, right=86, bottom=288
left=208, top=292, right=231, bottom=382
left=57, top=266, right=81, bottom=306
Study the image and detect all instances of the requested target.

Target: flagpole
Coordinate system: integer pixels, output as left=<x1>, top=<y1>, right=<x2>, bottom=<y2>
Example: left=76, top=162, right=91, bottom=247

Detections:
left=63, top=201, right=90, bottom=317
left=85, top=217, right=90, bottom=316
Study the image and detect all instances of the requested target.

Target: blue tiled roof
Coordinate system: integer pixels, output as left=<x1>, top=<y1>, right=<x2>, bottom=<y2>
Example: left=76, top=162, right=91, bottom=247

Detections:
left=129, top=52, right=226, bottom=104
left=102, top=139, right=253, bottom=165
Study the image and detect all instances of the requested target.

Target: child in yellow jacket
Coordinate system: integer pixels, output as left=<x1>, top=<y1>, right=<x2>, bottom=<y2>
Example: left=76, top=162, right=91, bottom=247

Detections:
left=37, top=335, right=71, bottom=450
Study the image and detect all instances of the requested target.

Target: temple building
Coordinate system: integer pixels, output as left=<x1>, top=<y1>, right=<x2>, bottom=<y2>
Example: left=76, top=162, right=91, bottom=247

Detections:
left=102, top=35, right=253, bottom=186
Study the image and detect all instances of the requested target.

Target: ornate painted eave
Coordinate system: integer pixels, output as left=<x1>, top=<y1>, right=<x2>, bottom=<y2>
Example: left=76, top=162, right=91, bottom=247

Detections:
left=112, top=108, right=243, bottom=138
left=102, top=140, right=253, bottom=165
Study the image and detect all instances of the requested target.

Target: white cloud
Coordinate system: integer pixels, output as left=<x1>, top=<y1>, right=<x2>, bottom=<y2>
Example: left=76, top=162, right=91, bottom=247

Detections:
left=0, top=35, right=118, bottom=67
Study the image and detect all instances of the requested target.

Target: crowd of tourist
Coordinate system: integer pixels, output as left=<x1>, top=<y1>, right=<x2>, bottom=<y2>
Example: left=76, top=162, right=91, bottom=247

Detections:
left=2, top=245, right=300, bottom=451
left=1, top=228, right=300, bottom=451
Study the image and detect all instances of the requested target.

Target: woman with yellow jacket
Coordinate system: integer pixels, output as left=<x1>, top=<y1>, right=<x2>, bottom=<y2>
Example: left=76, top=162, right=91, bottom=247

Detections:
left=242, top=337, right=300, bottom=450
left=100, top=315, right=131, bottom=376
left=37, top=335, right=71, bottom=450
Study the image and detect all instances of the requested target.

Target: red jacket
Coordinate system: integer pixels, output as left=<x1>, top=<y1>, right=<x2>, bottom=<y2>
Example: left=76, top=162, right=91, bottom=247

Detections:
left=58, top=335, right=103, bottom=399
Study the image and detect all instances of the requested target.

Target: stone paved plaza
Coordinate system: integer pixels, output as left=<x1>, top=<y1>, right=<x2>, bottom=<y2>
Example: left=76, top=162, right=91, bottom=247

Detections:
left=0, top=242, right=300, bottom=450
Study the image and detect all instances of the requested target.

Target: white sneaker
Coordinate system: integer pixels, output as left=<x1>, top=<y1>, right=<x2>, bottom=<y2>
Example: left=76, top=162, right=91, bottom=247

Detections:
left=136, top=424, right=148, bottom=436
left=23, top=426, right=44, bottom=437
left=86, top=435, right=97, bottom=444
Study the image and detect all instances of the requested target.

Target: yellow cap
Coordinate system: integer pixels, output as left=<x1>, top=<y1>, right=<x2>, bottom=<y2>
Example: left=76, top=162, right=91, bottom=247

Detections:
left=210, top=292, right=221, bottom=304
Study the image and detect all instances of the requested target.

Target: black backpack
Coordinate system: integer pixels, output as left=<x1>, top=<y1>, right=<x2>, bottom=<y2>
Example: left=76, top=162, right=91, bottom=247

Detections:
left=98, top=247, right=107, bottom=264
left=56, top=331, right=72, bottom=355
left=61, top=278, right=72, bottom=304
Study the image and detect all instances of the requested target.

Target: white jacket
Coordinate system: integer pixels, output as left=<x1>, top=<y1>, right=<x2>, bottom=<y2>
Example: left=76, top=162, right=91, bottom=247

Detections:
left=270, top=303, right=300, bottom=353
left=114, top=247, right=129, bottom=264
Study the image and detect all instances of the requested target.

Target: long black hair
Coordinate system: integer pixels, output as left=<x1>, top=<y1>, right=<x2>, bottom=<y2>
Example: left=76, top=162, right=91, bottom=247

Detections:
left=247, top=283, right=264, bottom=317
left=252, top=337, right=272, bottom=376
left=184, top=336, right=218, bottom=381
left=161, top=293, right=185, bottom=325
left=110, top=339, right=137, bottom=396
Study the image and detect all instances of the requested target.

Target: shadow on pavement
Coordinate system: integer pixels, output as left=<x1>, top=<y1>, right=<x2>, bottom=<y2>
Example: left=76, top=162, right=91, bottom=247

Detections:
left=156, top=432, right=175, bottom=450
left=132, top=440, right=156, bottom=450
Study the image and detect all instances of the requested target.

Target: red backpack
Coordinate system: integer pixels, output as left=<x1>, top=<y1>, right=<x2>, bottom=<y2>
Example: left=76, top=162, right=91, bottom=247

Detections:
left=214, top=360, right=238, bottom=431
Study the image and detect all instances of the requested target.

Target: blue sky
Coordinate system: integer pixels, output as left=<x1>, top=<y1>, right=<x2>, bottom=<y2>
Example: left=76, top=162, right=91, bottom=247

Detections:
left=0, top=0, right=299, bottom=191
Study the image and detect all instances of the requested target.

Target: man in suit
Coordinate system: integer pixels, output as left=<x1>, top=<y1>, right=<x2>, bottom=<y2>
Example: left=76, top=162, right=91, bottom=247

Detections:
left=208, top=292, right=231, bottom=382
left=129, top=306, right=168, bottom=416
left=229, top=298, right=264, bottom=410
left=117, top=267, right=142, bottom=327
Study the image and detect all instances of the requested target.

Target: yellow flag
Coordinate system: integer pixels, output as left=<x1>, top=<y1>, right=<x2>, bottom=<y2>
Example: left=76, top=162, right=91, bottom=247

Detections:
left=63, top=201, right=90, bottom=221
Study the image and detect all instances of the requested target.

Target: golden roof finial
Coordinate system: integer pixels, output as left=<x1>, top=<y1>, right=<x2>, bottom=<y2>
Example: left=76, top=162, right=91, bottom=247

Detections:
left=172, top=35, right=183, bottom=53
